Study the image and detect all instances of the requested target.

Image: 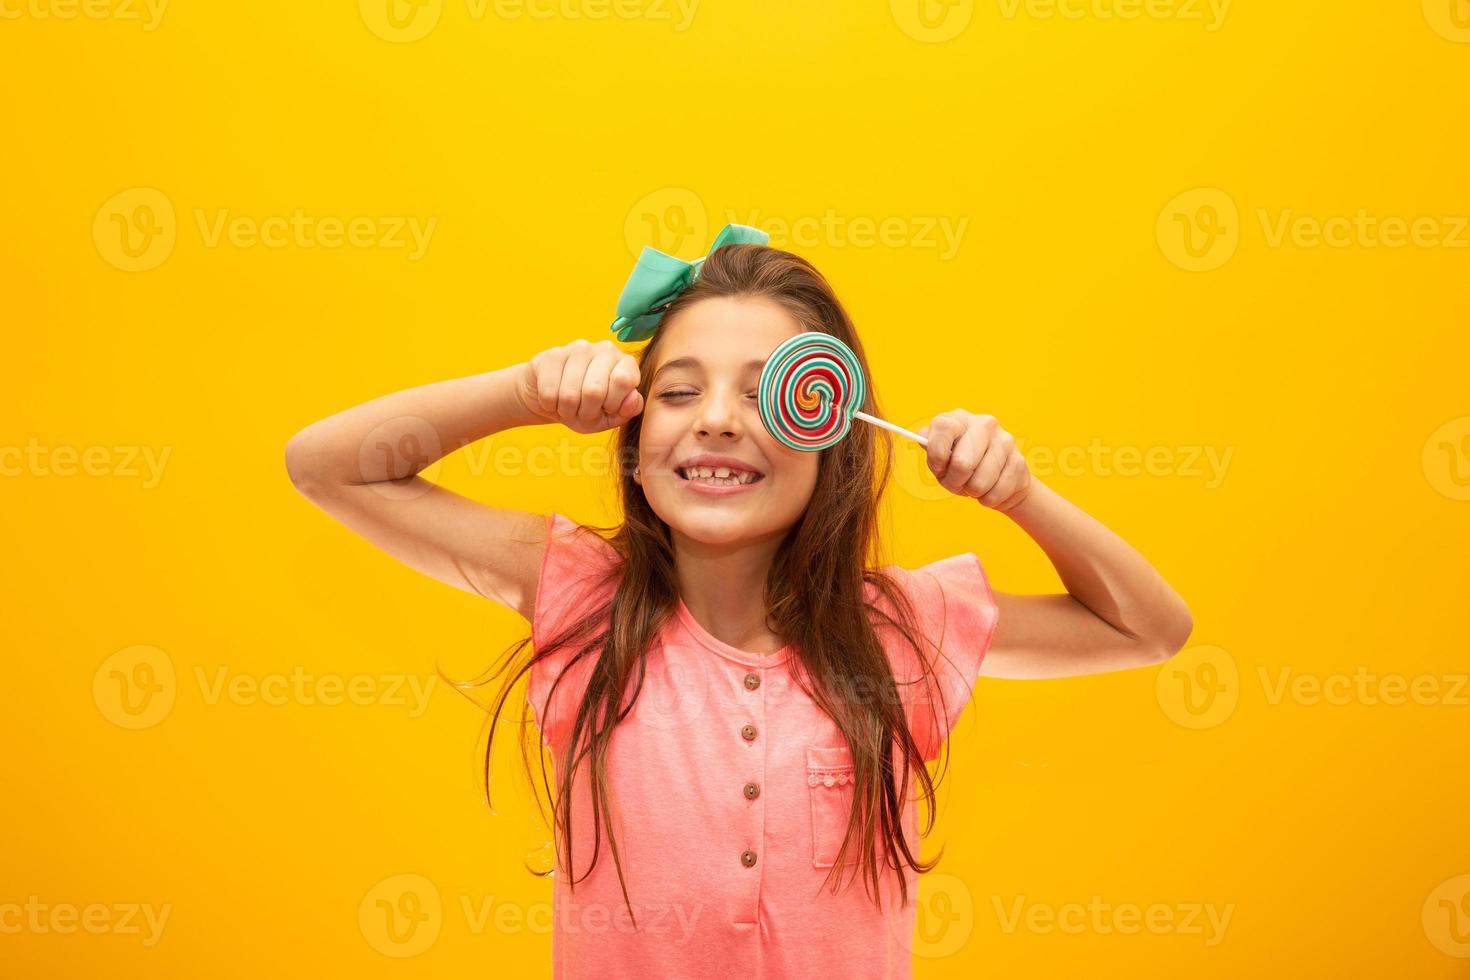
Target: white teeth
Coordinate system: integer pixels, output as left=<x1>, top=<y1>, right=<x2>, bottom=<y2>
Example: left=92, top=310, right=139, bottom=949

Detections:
left=681, top=465, right=759, bottom=486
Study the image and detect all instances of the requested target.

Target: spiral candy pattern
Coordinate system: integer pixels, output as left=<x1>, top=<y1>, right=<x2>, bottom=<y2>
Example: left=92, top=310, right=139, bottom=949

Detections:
left=757, top=332, right=867, bottom=451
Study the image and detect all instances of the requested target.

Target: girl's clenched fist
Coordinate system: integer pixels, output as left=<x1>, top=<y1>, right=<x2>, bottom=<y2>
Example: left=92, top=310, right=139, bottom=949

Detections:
left=919, top=410, right=1032, bottom=513
left=518, top=339, right=645, bottom=434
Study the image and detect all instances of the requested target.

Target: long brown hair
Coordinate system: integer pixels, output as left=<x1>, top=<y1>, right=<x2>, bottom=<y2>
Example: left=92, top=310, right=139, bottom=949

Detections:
left=464, top=243, right=956, bottom=923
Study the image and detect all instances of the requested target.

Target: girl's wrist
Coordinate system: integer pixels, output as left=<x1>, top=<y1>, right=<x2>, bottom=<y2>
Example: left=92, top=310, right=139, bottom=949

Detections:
left=497, top=361, right=549, bottom=430
left=996, top=476, right=1051, bottom=525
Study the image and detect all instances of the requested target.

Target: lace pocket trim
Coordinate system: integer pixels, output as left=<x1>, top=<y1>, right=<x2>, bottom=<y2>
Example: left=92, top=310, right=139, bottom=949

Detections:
left=806, top=768, right=855, bottom=787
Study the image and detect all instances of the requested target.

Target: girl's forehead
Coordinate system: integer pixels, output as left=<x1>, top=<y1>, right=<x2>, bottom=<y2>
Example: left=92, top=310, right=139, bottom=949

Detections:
left=655, top=297, right=805, bottom=372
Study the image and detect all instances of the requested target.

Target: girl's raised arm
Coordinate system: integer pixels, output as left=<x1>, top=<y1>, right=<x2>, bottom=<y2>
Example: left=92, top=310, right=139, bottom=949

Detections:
left=284, top=340, right=643, bottom=620
left=916, top=409, right=1194, bottom=680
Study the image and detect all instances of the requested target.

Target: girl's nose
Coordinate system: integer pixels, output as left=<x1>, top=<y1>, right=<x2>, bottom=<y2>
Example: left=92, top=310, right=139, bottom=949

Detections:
left=695, top=386, right=743, bottom=438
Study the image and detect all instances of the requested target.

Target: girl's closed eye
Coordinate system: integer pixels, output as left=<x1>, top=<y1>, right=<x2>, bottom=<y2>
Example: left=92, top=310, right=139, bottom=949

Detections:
left=656, top=389, right=760, bottom=401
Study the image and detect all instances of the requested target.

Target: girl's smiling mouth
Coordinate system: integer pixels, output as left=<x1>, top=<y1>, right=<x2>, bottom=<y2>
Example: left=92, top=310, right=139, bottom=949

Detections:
left=673, top=453, right=767, bottom=494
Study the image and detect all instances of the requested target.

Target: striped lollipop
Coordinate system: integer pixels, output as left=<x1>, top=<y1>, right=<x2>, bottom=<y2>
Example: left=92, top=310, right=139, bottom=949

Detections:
left=758, top=332, right=930, bottom=452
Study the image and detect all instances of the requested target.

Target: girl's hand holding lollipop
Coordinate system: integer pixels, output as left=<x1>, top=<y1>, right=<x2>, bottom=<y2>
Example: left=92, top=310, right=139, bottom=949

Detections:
left=917, top=410, right=1032, bottom=513
left=757, top=331, right=1032, bottom=513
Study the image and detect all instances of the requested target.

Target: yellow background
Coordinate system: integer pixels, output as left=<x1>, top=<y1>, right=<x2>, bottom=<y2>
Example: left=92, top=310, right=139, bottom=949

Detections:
left=4, top=0, right=1468, bottom=975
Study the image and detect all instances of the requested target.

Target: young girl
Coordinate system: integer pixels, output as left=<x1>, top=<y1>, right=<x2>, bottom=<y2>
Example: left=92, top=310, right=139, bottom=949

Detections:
left=285, top=229, right=1192, bottom=979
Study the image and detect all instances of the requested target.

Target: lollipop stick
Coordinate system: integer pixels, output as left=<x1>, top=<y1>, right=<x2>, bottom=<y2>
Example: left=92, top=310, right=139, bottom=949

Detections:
left=853, top=410, right=929, bottom=447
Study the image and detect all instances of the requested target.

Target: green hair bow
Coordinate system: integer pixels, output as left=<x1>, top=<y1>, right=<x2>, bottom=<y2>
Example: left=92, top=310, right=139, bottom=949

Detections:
left=609, top=223, right=771, bottom=343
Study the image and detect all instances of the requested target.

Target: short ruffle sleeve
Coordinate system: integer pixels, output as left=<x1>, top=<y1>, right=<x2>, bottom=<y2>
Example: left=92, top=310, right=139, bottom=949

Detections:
left=877, top=553, right=1000, bottom=762
left=526, top=512, right=621, bottom=753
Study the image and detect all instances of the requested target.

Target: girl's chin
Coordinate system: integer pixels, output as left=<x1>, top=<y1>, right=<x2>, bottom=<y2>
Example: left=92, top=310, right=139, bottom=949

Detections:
left=658, top=509, right=772, bottom=545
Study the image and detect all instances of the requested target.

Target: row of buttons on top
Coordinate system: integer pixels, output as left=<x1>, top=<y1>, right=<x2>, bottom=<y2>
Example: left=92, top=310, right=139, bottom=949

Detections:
left=741, top=672, right=761, bottom=867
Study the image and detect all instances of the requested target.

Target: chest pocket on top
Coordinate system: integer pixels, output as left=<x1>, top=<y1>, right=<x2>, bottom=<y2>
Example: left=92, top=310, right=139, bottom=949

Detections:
left=806, top=744, right=860, bottom=869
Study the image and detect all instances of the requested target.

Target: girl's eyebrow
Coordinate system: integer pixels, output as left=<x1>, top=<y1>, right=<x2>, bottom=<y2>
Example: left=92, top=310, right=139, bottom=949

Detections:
left=652, top=356, right=767, bottom=381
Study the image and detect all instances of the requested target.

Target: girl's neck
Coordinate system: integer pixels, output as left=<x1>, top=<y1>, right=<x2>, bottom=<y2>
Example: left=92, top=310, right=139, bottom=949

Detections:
left=671, top=529, right=786, bottom=654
